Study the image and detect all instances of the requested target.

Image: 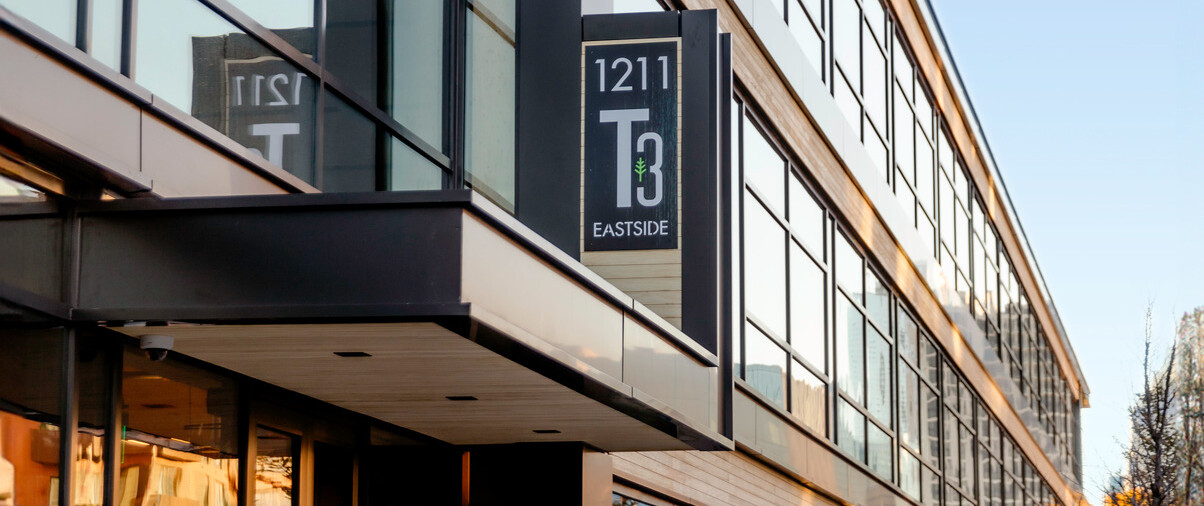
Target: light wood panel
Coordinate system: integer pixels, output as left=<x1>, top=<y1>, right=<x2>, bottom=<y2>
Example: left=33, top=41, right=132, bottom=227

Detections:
left=613, top=450, right=840, bottom=506
left=117, top=323, right=691, bottom=451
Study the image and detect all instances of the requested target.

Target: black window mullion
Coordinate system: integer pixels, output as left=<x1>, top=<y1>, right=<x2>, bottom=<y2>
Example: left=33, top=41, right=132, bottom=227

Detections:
left=119, top=0, right=135, bottom=77
left=75, top=0, right=91, bottom=52
left=451, top=0, right=467, bottom=189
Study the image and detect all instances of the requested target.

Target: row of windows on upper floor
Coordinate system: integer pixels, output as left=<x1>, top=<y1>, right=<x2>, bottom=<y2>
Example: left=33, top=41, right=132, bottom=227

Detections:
left=0, top=0, right=518, bottom=208
left=753, top=0, right=1081, bottom=484
left=733, top=92, right=1071, bottom=505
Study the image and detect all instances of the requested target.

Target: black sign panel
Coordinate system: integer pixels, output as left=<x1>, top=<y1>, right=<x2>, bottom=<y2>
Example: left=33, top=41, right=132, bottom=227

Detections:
left=583, top=40, right=679, bottom=251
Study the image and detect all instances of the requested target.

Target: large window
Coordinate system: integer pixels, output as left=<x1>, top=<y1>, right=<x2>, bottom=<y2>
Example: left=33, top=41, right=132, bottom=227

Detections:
left=733, top=99, right=1067, bottom=506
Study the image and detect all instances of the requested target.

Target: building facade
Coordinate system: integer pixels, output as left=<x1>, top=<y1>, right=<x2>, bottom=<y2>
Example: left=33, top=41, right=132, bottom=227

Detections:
left=0, top=0, right=1087, bottom=505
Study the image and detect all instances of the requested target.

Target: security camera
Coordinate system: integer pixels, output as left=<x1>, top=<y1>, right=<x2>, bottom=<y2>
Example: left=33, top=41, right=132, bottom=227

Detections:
left=140, top=334, right=175, bottom=361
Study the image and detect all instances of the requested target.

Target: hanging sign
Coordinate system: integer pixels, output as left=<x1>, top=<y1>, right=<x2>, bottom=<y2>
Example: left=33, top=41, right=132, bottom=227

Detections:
left=582, top=39, right=680, bottom=251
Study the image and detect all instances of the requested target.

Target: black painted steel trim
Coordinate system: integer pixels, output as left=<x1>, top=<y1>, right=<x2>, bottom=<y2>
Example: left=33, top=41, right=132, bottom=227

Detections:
left=75, top=0, right=90, bottom=53
left=0, top=283, right=71, bottom=322
left=717, top=32, right=734, bottom=440
left=119, top=0, right=134, bottom=77
left=101, top=334, right=120, bottom=506
left=58, top=328, right=78, bottom=506
left=582, top=12, right=679, bottom=41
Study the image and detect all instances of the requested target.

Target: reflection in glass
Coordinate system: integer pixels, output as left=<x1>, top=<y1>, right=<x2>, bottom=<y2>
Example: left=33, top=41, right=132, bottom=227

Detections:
left=898, top=310, right=918, bottom=364
left=900, top=366, right=920, bottom=449
left=227, top=0, right=316, bottom=54
left=866, top=328, right=891, bottom=423
left=582, top=0, right=667, bottom=15
left=745, top=323, right=786, bottom=408
left=0, top=0, right=74, bottom=44
left=837, top=399, right=865, bottom=463
left=743, top=116, right=785, bottom=213
left=138, top=0, right=317, bottom=179
left=256, top=427, right=297, bottom=506
left=322, top=90, right=376, bottom=192
left=744, top=192, right=787, bottom=339
left=76, top=337, right=108, bottom=506
left=790, top=243, right=825, bottom=371
left=314, top=442, right=353, bottom=506
left=835, top=294, right=863, bottom=404
left=790, top=358, right=825, bottom=436
left=868, top=422, right=891, bottom=479
left=466, top=0, right=516, bottom=210
left=835, top=233, right=862, bottom=301
left=865, top=270, right=890, bottom=331
left=0, top=175, right=46, bottom=203
left=900, top=450, right=921, bottom=499
left=924, top=385, right=940, bottom=465
left=834, top=70, right=861, bottom=133
left=0, top=330, right=63, bottom=506
left=121, top=347, right=239, bottom=506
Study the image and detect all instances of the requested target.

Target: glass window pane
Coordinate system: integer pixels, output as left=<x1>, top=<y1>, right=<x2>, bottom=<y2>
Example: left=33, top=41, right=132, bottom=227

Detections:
left=790, top=242, right=826, bottom=370
left=893, top=34, right=913, bottom=99
left=866, top=270, right=890, bottom=331
left=473, top=0, right=515, bottom=31
left=0, top=0, right=75, bottom=43
left=866, top=121, right=888, bottom=178
left=322, top=90, right=377, bottom=192
left=389, top=0, right=446, bottom=150
left=466, top=4, right=516, bottom=210
left=868, top=422, right=892, bottom=480
left=836, top=294, right=864, bottom=404
left=862, top=0, right=885, bottom=44
left=745, top=322, right=787, bottom=408
left=917, top=87, right=933, bottom=137
left=227, top=0, right=316, bottom=54
left=837, top=399, right=866, bottom=463
left=833, top=0, right=860, bottom=91
left=0, top=174, right=46, bottom=202
left=943, top=408, right=959, bottom=484
left=91, top=0, right=123, bottom=70
left=789, top=173, right=824, bottom=255
left=960, top=423, right=974, bottom=490
left=895, top=85, right=915, bottom=181
left=743, top=116, right=786, bottom=214
left=923, top=385, right=940, bottom=464
left=917, top=137, right=935, bottom=211
left=122, top=347, right=239, bottom=506
left=923, top=464, right=941, bottom=506
left=788, top=0, right=824, bottom=80
left=389, top=138, right=444, bottom=191
left=141, top=0, right=319, bottom=180
left=836, top=233, right=863, bottom=301
left=744, top=192, right=787, bottom=339
left=835, top=70, right=861, bottom=133
left=898, top=310, right=918, bottom=364
left=256, top=426, right=299, bottom=506
left=922, top=337, right=940, bottom=385
left=790, top=358, right=826, bottom=435
left=862, top=28, right=887, bottom=129
left=900, top=451, right=921, bottom=499
left=76, top=337, right=108, bottom=506
left=866, top=327, right=891, bottom=423
left=900, top=366, right=920, bottom=449
left=0, top=329, right=63, bottom=506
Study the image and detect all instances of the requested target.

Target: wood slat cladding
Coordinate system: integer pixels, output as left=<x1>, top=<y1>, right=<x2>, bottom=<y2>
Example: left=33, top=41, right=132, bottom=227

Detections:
left=890, top=0, right=1083, bottom=402
left=675, top=0, right=1081, bottom=503
left=613, top=451, right=839, bottom=506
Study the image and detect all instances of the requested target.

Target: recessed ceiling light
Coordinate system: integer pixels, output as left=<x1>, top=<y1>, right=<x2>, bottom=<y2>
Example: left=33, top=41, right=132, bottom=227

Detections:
left=532, top=429, right=561, bottom=434
left=141, top=404, right=174, bottom=409
left=446, top=396, right=478, bottom=401
left=334, top=351, right=372, bottom=357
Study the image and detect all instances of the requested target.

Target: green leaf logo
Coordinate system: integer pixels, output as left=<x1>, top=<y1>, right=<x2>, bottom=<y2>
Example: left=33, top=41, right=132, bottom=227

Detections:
left=634, top=157, right=648, bottom=182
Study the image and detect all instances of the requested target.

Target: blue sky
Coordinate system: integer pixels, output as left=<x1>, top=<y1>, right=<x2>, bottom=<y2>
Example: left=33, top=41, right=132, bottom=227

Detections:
left=927, top=0, right=1204, bottom=500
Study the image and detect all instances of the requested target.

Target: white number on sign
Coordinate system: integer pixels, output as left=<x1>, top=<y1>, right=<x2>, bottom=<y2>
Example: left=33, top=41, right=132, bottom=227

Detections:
left=593, top=55, right=670, bottom=92
left=230, top=72, right=308, bottom=106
